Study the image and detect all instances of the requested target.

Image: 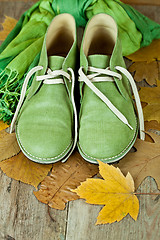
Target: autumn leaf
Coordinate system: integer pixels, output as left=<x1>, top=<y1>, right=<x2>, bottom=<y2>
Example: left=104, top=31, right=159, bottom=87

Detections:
left=34, top=152, right=98, bottom=210
left=127, top=39, right=160, bottom=63
left=0, top=16, right=17, bottom=41
left=139, top=81, right=160, bottom=123
left=73, top=161, right=139, bottom=225
left=0, top=120, right=9, bottom=131
left=129, top=61, right=159, bottom=86
left=0, top=129, right=20, bottom=161
left=144, top=121, right=160, bottom=143
left=114, top=132, right=160, bottom=190
left=145, top=120, right=160, bottom=131
left=0, top=151, right=52, bottom=188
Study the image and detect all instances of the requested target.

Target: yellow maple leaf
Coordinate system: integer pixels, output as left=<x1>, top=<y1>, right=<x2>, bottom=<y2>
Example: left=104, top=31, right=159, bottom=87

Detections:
left=0, top=16, right=17, bottom=41
left=73, top=161, right=139, bottom=225
left=0, top=151, right=52, bottom=188
left=127, top=39, right=160, bottom=63
left=139, top=81, right=160, bottom=123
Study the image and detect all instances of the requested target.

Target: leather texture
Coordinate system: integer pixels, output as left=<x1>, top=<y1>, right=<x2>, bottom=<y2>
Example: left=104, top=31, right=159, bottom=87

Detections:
left=16, top=14, right=77, bottom=163
left=78, top=14, right=138, bottom=164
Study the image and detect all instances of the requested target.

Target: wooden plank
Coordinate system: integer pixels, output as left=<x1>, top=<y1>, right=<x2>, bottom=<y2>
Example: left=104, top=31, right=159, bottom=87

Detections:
left=0, top=0, right=160, bottom=5
left=0, top=1, right=33, bottom=22
left=130, top=5, right=160, bottom=24
left=0, top=171, right=68, bottom=240
left=123, top=0, right=160, bottom=5
left=0, top=0, right=37, bottom=2
left=66, top=177, right=160, bottom=240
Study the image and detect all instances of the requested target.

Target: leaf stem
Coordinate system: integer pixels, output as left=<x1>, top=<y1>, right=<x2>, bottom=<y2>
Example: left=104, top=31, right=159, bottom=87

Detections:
left=135, top=192, right=160, bottom=195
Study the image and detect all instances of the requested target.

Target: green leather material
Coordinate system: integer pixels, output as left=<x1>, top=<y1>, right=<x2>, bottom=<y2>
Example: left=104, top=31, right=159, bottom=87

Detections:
left=27, top=36, right=48, bottom=100
left=80, top=17, right=129, bottom=100
left=15, top=15, right=77, bottom=163
left=78, top=17, right=138, bottom=163
left=78, top=54, right=138, bottom=163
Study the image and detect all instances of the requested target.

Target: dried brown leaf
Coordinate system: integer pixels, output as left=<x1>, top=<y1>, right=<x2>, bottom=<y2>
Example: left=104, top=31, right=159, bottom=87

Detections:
left=114, top=132, right=160, bottom=190
left=144, top=121, right=160, bottom=142
left=145, top=120, right=160, bottom=131
left=129, top=61, right=158, bottom=86
left=0, top=151, right=52, bottom=188
left=139, top=81, right=160, bottom=123
left=34, top=151, right=99, bottom=210
left=127, top=39, right=160, bottom=63
left=0, top=129, right=20, bottom=161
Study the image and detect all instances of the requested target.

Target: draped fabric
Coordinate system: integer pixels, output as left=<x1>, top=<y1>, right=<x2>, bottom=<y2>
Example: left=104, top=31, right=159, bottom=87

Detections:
left=0, top=0, right=160, bottom=122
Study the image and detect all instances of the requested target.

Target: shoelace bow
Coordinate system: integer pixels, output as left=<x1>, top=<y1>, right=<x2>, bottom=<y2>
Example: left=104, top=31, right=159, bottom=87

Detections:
left=10, top=66, right=78, bottom=162
left=79, top=66, right=145, bottom=140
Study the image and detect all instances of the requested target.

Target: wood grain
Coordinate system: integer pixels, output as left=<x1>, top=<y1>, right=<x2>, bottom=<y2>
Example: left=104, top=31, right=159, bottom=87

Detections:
left=123, top=0, right=160, bottom=5
left=0, top=0, right=37, bottom=2
left=65, top=177, right=160, bottom=240
left=0, top=0, right=160, bottom=5
left=0, top=2, right=33, bottom=22
left=0, top=171, right=68, bottom=240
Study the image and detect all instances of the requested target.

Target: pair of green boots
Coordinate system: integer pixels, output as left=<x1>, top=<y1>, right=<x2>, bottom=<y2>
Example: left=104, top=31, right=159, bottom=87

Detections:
left=10, top=13, right=144, bottom=164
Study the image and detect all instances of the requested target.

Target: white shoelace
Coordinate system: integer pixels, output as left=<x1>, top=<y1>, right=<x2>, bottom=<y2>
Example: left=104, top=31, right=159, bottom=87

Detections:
left=10, top=66, right=78, bottom=162
left=79, top=66, right=145, bottom=140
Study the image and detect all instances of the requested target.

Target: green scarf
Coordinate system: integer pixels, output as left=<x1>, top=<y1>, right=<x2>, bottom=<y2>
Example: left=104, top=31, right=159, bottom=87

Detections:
left=0, top=0, right=160, bottom=122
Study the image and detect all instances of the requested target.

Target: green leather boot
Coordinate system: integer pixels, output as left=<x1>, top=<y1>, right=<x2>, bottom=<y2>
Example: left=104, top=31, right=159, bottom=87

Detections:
left=78, top=13, right=144, bottom=164
left=10, top=14, right=77, bottom=163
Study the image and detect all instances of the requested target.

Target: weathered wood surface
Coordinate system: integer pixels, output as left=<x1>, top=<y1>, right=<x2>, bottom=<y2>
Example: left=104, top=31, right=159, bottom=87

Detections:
left=0, top=171, right=68, bottom=240
left=66, top=177, right=160, bottom=240
left=124, top=0, right=160, bottom=5
left=0, top=2, right=160, bottom=240
left=1, top=0, right=160, bottom=4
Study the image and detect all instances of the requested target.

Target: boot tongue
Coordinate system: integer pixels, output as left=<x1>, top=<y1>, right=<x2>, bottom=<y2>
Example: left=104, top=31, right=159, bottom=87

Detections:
left=48, top=56, right=65, bottom=71
left=87, top=54, right=110, bottom=69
